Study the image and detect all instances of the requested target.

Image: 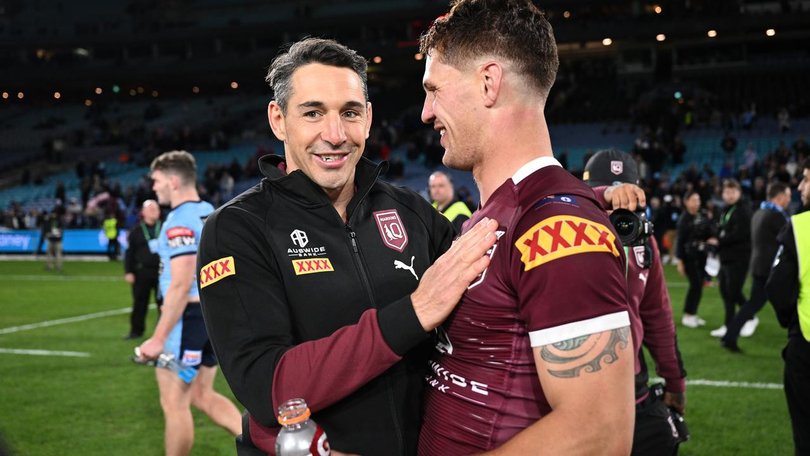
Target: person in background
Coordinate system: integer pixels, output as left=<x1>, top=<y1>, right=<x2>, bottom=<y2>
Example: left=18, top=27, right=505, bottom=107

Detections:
left=40, top=205, right=65, bottom=272
left=721, top=182, right=791, bottom=352
left=429, top=170, right=472, bottom=232
left=103, top=210, right=119, bottom=260
left=676, top=191, right=715, bottom=328
left=711, top=179, right=752, bottom=340
left=584, top=149, right=688, bottom=455
left=123, top=199, right=162, bottom=340
left=137, top=150, right=241, bottom=456
left=767, top=158, right=810, bottom=455
left=417, top=1, right=635, bottom=453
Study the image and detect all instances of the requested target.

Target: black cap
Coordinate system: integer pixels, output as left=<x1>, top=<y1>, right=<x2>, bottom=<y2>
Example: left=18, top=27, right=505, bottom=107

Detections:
left=582, top=149, right=639, bottom=187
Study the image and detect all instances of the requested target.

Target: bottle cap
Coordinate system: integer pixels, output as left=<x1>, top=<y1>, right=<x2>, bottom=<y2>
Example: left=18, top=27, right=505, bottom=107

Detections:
left=278, top=398, right=311, bottom=425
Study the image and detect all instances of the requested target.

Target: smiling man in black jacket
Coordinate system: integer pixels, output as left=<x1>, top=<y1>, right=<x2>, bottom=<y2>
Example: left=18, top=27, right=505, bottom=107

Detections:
left=197, top=38, right=497, bottom=456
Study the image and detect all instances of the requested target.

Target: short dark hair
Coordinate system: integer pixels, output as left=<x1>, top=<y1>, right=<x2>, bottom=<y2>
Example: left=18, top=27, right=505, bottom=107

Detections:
left=150, top=150, right=197, bottom=186
left=722, top=178, right=741, bottom=190
left=766, top=182, right=789, bottom=200
left=266, top=38, right=369, bottom=114
left=803, top=157, right=810, bottom=171
left=419, top=0, right=559, bottom=99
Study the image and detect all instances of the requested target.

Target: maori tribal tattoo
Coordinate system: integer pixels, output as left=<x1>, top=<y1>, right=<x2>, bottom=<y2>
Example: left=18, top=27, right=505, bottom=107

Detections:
left=540, top=327, right=630, bottom=379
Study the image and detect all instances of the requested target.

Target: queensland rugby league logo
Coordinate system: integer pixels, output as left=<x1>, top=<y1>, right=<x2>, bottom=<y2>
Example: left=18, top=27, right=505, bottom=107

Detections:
left=373, top=209, right=408, bottom=252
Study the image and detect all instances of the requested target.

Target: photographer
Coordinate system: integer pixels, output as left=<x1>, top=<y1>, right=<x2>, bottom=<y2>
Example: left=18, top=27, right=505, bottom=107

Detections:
left=676, top=191, right=718, bottom=328
left=584, top=149, right=689, bottom=456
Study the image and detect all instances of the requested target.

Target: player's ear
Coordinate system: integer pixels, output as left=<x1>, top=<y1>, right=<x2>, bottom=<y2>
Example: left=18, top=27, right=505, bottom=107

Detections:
left=480, top=61, right=502, bottom=108
left=365, top=101, right=373, bottom=139
left=268, top=101, right=287, bottom=141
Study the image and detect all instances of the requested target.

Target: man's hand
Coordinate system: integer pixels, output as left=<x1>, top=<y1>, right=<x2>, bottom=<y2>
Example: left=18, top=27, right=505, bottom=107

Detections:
left=664, top=391, right=686, bottom=415
left=411, top=217, right=498, bottom=331
left=124, top=273, right=135, bottom=284
left=603, top=183, right=646, bottom=211
left=676, top=259, right=685, bottom=276
left=137, top=336, right=165, bottom=361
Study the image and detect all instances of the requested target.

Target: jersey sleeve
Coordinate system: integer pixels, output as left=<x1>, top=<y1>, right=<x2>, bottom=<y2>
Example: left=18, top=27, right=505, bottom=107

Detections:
left=510, top=199, right=631, bottom=347
left=164, top=216, right=200, bottom=259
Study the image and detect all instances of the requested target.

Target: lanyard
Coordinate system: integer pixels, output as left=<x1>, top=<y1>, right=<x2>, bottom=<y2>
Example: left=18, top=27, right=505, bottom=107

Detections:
left=140, top=221, right=161, bottom=241
left=722, top=205, right=736, bottom=226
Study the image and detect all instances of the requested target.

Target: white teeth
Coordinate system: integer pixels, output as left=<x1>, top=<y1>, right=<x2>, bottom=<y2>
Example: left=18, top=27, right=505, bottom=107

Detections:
left=439, top=129, right=446, bottom=136
left=320, top=155, right=340, bottom=162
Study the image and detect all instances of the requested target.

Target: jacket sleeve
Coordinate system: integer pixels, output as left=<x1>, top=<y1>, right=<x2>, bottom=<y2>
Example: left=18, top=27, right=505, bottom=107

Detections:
left=638, top=238, right=686, bottom=393
left=198, top=206, right=428, bottom=426
left=124, top=228, right=136, bottom=274
left=766, top=223, right=799, bottom=329
left=675, top=216, right=690, bottom=260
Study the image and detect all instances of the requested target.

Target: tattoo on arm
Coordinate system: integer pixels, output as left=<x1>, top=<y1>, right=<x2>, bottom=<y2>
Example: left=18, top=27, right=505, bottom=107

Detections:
left=540, top=327, right=630, bottom=379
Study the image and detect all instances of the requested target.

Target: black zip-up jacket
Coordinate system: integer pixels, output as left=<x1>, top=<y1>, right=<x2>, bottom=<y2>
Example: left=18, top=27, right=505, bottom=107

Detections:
left=124, top=222, right=160, bottom=279
left=718, top=199, right=752, bottom=264
left=198, top=156, right=455, bottom=455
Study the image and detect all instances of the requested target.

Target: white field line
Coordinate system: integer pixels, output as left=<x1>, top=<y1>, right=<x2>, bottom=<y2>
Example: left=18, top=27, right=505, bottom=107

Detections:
left=0, top=304, right=156, bottom=335
left=650, top=377, right=783, bottom=390
left=0, top=348, right=90, bottom=357
left=0, top=274, right=121, bottom=282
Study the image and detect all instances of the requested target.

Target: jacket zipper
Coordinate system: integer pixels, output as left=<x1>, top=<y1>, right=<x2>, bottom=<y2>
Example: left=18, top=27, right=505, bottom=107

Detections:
left=345, top=223, right=405, bottom=456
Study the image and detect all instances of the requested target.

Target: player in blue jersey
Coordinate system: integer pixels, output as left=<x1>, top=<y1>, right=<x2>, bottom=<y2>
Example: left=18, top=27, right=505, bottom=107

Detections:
left=137, top=150, right=241, bottom=456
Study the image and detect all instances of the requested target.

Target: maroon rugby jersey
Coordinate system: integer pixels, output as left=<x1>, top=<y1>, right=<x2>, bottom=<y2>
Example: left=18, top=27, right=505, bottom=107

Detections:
left=418, top=157, right=632, bottom=455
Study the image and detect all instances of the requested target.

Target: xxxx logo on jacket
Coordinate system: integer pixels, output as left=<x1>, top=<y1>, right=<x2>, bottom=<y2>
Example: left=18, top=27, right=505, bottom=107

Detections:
left=373, top=209, right=408, bottom=252
left=515, top=215, right=619, bottom=271
left=199, top=256, right=235, bottom=288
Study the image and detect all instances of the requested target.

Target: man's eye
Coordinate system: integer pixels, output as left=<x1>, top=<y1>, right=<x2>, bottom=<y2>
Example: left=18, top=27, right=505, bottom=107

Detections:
left=344, top=111, right=360, bottom=118
left=303, top=111, right=321, bottom=118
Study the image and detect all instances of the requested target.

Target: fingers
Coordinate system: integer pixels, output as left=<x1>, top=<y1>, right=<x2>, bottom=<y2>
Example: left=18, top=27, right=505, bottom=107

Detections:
left=610, top=184, right=646, bottom=211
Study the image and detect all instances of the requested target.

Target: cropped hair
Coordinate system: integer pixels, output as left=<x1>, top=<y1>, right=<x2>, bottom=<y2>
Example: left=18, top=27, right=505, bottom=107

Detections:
left=266, top=38, right=368, bottom=113
left=150, top=150, right=197, bottom=186
left=419, top=0, right=559, bottom=99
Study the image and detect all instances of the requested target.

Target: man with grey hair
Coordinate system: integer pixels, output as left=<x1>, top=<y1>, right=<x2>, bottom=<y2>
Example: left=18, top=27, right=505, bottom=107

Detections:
left=198, top=38, right=497, bottom=455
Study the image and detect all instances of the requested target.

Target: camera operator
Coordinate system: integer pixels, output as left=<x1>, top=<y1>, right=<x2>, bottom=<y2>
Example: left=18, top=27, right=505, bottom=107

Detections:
left=711, top=179, right=753, bottom=344
left=676, top=191, right=718, bottom=328
left=584, top=149, right=689, bottom=456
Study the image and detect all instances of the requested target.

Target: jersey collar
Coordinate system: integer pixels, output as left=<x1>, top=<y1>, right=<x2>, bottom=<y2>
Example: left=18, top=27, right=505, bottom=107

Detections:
left=512, top=155, right=562, bottom=184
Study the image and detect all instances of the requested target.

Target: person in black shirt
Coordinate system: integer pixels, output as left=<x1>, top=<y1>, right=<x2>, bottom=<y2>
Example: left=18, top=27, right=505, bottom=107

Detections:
left=123, top=199, right=162, bottom=340
left=721, top=182, right=790, bottom=351
left=711, top=179, right=753, bottom=342
left=676, top=191, right=716, bottom=328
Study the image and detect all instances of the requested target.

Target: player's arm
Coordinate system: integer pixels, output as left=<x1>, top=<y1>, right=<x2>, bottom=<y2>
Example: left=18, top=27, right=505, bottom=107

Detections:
left=481, top=326, right=635, bottom=456
left=139, top=253, right=195, bottom=359
left=638, top=238, right=686, bottom=413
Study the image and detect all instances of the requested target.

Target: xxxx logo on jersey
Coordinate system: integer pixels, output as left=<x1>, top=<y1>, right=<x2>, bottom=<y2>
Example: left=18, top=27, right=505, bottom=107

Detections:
left=292, top=258, right=334, bottom=275
left=199, top=256, right=235, bottom=288
left=515, top=215, right=619, bottom=271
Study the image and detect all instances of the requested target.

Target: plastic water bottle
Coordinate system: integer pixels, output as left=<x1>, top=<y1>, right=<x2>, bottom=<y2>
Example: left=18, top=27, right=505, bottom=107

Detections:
left=155, top=353, right=198, bottom=384
left=132, top=348, right=197, bottom=384
left=275, top=398, right=330, bottom=456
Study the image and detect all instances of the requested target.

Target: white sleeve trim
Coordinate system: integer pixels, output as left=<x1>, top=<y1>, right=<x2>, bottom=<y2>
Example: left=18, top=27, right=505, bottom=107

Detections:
left=529, top=311, right=630, bottom=347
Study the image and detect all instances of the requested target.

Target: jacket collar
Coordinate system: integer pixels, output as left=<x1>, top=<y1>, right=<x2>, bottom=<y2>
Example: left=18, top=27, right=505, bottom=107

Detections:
left=258, top=154, right=388, bottom=213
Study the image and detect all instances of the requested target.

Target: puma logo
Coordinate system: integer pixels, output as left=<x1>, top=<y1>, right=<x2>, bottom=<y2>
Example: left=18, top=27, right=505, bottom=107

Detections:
left=394, top=256, right=419, bottom=280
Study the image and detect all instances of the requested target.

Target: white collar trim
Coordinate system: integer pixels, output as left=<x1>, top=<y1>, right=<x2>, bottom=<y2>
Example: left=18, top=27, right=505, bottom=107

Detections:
left=512, top=156, right=562, bottom=184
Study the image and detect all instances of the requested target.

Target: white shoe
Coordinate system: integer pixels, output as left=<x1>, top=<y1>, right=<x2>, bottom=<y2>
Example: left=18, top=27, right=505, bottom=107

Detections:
left=682, top=314, right=706, bottom=328
left=740, top=317, right=759, bottom=338
left=710, top=326, right=727, bottom=338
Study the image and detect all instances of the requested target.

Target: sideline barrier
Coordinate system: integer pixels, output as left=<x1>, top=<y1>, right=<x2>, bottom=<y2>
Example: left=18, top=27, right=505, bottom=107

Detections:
left=0, top=229, right=129, bottom=254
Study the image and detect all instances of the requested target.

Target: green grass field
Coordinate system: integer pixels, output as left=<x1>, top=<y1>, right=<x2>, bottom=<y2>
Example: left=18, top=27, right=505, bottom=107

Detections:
left=0, top=260, right=795, bottom=455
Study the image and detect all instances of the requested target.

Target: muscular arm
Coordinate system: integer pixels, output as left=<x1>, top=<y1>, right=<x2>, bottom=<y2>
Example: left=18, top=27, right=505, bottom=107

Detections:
left=138, top=254, right=195, bottom=358
left=482, top=327, right=635, bottom=455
